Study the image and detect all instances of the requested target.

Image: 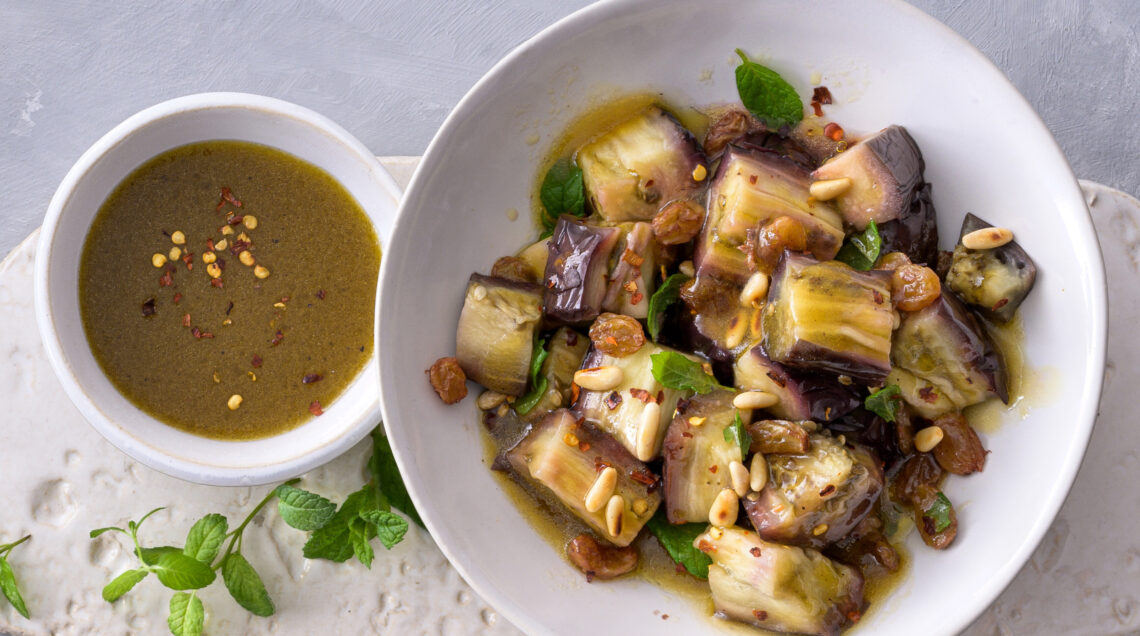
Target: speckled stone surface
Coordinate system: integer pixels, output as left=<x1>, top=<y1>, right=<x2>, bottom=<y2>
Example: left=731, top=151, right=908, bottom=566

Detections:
left=0, top=161, right=1135, bottom=634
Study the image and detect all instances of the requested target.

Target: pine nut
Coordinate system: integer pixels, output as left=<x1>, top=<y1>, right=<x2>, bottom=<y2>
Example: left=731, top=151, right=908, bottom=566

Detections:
left=635, top=402, right=661, bottom=461
left=227, top=394, right=243, bottom=410
left=962, top=227, right=1014, bottom=250
left=170, top=230, right=186, bottom=245
left=239, top=250, right=256, bottom=266
left=740, top=271, right=770, bottom=307
left=254, top=265, right=270, bottom=279
left=476, top=390, right=508, bottom=411
left=708, top=488, right=739, bottom=527
left=584, top=467, right=618, bottom=513
left=152, top=253, right=167, bottom=268
left=692, top=164, right=708, bottom=182
left=733, top=390, right=778, bottom=410
left=168, top=246, right=182, bottom=261
left=915, top=425, right=945, bottom=453
left=750, top=452, right=768, bottom=492
left=809, top=177, right=853, bottom=201
left=605, top=494, right=625, bottom=537
left=728, top=460, right=750, bottom=498
left=202, top=251, right=217, bottom=264
left=242, top=215, right=258, bottom=230
left=573, top=366, right=624, bottom=392
left=678, top=260, right=695, bottom=277
left=215, top=238, right=229, bottom=251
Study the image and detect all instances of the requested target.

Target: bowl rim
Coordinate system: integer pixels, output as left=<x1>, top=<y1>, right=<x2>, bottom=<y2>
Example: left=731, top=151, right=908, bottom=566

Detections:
left=378, top=0, right=1107, bottom=633
left=34, top=91, right=402, bottom=486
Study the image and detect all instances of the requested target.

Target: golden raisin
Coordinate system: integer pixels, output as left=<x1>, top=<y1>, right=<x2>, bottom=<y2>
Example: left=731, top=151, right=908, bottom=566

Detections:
left=931, top=412, right=987, bottom=475
left=703, top=107, right=761, bottom=156
left=589, top=312, right=646, bottom=357
left=874, top=251, right=912, bottom=272
left=490, top=256, right=537, bottom=283
left=754, top=216, right=808, bottom=273
left=427, top=357, right=468, bottom=404
left=891, top=263, right=941, bottom=311
left=652, top=199, right=705, bottom=245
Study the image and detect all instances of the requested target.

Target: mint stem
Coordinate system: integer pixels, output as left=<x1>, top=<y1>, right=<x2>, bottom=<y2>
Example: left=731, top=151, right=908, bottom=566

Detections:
left=214, top=479, right=298, bottom=570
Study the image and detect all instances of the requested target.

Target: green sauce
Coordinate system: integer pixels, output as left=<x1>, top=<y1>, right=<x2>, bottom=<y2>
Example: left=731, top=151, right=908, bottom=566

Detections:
left=79, top=141, right=380, bottom=440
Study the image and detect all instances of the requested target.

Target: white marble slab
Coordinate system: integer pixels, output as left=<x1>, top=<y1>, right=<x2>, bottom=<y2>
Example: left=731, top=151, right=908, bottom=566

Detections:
left=0, top=167, right=1136, bottom=636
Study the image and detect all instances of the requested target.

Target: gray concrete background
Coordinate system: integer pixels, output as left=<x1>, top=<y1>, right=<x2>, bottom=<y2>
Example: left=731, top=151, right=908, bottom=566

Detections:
left=1, top=0, right=1137, bottom=259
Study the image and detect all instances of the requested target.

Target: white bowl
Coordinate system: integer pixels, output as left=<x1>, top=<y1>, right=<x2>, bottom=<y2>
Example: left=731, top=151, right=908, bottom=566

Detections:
left=378, top=1, right=1106, bottom=634
left=35, top=93, right=400, bottom=486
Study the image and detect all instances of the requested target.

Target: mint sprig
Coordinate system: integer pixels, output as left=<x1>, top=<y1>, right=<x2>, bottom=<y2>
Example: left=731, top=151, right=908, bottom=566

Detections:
left=650, top=351, right=728, bottom=394
left=647, top=273, right=689, bottom=342
left=724, top=410, right=753, bottom=459
left=514, top=334, right=551, bottom=416
left=645, top=510, right=712, bottom=579
left=865, top=384, right=902, bottom=422
left=539, top=157, right=586, bottom=231
left=835, top=219, right=883, bottom=271
left=0, top=534, right=31, bottom=618
left=923, top=492, right=954, bottom=533
left=734, top=49, right=804, bottom=130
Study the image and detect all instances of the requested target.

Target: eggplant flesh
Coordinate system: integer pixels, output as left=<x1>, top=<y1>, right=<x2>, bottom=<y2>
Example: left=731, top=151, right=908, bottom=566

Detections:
left=543, top=216, right=621, bottom=324
left=761, top=253, right=896, bottom=383
left=573, top=342, right=697, bottom=461
left=891, top=291, right=1008, bottom=414
left=695, top=526, right=864, bottom=636
left=734, top=345, right=862, bottom=422
left=745, top=419, right=812, bottom=455
left=812, top=125, right=925, bottom=230
left=695, top=146, right=844, bottom=284
left=743, top=434, right=884, bottom=549
left=945, top=213, right=1037, bottom=322
left=455, top=274, right=544, bottom=395
left=503, top=409, right=661, bottom=547
left=577, top=106, right=707, bottom=222
left=662, top=391, right=745, bottom=524
left=522, top=327, right=591, bottom=423
left=602, top=221, right=657, bottom=319
left=877, top=182, right=939, bottom=267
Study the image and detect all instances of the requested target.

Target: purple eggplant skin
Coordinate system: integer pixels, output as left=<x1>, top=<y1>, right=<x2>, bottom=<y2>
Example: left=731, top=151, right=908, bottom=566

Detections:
left=543, top=216, right=621, bottom=325
left=945, top=212, right=1038, bottom=322
left=455, top=274, right=545, bottom=396
left=602, top=221, right=657, bottom=319
left=734, top=345, right=862, bottom=422
left=812, top=125, right=925, bottom=230
left=891, top=290, right=1009, bottom=407
left=877, top=182, right=939, bottom=267
left=743, top=434, right=884, bottom=550
left=827, top=407, right=907, bottom=470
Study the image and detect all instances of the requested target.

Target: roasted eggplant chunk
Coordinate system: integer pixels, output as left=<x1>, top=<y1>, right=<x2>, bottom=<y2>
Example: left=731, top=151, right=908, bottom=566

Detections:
left=761, top=253, right=896, bottom=383
left=504, top=409, right=661, bottom=547
left=745, top=419, right=812, bottom=455
left=877, top=182, right=939, bottom=267
left=577, top=106, right=707, bottom=222
left=573, top=342, right=697, bottom=461
left=695, top=526, right=864, bottom=636
left=543, top=216, right=621, bottom=324
left=945, top=213, right=1037, bottom=322
left=891, top=291, right=1008, bottom=416
left=602, top=221, right=658, bottom=319
left=455, top=274, right=544, bottom=395
left=743, top=434, right=883, bottom=549
left=662, top=391, right=745, bottom=524
left=695, top=146, right=845, bottom=284
left=521, top=327, right=591, bottom=422
left=734, top=345, right=863, bottom=422
left=811, top=125, right=925, bottom=230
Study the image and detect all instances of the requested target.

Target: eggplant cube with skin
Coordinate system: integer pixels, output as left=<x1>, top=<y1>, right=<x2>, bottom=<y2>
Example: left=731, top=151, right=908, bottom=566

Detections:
left=574, top=342, right=699, bottom=462
left=811, top=125, right=926, bottom=230
left=504, top=409, right=662, bottom=547
left=662, top=391, right=745, bottom=524
left=521, top=327, right=591, bottom=423
left=543, top=216, right=621, bottom=325
left=455, top=274, right=543, bottom=396
left=695, top=146, right=845, bottom=284
left=695, top=526, right=864, bottom=636
left=734, top=345, right=862, bottom=422
left=743, top=434, right=883, bottom=549
left=761, top=253, right=896, bottom=383
left=577, top=106, right=706, bottom=222
left=945, top=213, right=1037, bottom=322
left=602, top=221, right=658, bottom=319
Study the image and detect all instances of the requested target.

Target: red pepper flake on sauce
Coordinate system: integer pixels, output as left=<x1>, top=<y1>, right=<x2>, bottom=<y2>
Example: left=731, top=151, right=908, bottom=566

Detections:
left=270, top=330, right=284, bottom=346
left=191, top=326, right=202, bottom=339
left=227, top=215, right=245, bottom=226
left=182, top=313, right=191, bottom=328
left=810, top=86, right=833, bottom=116
left=210, top=278, right=224, bottom=288
left=629, top=388, right=654, bottom=404
left=605, top=391, right=623, bottom=410
left=631, top=292, right=644, bottom=305
left=308, top=400, right=323, bottom=416
left=251, top=354, right=263, bottom=368
left=229, top=239, right=250, bottom=255
left=750, top=547, right=762, bottom=557
left=824, top=122, right=845, bottom=141
left=173, top=292, right=183, bottom=304
left=158, top=270, right=173, bottom=287
left=217, top=187, right=242, bottom=212
left=302, top=373, right=323, bottom=384
left=315, top=289, right=326, bottom=300
left=753, top=610, right=769, bottom=621
left=141, top=298, right=157, bottom=317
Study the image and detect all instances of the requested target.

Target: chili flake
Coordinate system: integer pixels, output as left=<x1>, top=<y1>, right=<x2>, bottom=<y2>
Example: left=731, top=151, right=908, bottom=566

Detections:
left=141, top=298, right=157, bottom=317
left=251, top=354, right=263, bottom=368
left=182, top=313, right=191, bottom=328
left=308, top=400, right=323, bottom=416
left=158, top=270, right=173, bottom=287
left=270, top=330, right=284, bottom=346
left=302, top=373, right=323, bottom=384
left=315, top=289, right=326, bottom=300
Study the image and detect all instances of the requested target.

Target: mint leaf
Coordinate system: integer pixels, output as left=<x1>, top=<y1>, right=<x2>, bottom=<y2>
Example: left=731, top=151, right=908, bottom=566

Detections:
left=303, top=487, right=382, bottom=563
left=139, top=546, right=182, bottom=566
left=514, top=335, right=550, bottom=416
left=865, top=384, right=902, bottom=422
left=924, top=492, right=954, bottom=533
left=368, top=429, right=424, bottom=528
left=348, top=519, right=375, bottom=569
left=724, top=410, right=753, bottom=458
left=102, top=568, right=148, bottom=603
left=734, top=49, right=803, bottom=130
left=151, top=552, right=216, bottom=590
left=835, top=220, right=882, bottom=271
left=275, top=485, right=337, bottom=531
left=539, top=157, right=586, bottom=230
left=221, top=553, right=275, bottom=617
left=647, top=273, right=689, bottom=342
left=0, top=558, right=29, bottom=619
left=89, top=526, right=125, bottom=539
left=184, top=514, right=228, bottom=564
left=645, top=510, right=712, bottom=579
left=361, top=510, right=410, bottom=549
left=650, top=351, right=726, bottom=394
left=168, top=592, right=204, bottom=636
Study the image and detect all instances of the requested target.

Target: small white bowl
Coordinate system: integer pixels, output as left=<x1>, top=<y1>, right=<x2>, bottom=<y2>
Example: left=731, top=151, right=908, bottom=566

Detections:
left=35, top=93, right=400, bottom=486
left=378, top=1, right=1106, bottom=634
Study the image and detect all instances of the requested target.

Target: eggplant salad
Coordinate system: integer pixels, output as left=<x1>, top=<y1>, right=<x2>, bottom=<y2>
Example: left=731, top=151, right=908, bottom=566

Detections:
left=426, top=52, right=1037, bottom=636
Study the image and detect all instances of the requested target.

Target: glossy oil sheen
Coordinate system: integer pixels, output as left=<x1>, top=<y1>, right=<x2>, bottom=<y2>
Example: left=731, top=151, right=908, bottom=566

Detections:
left=79, top=141, right=379, bottom=440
